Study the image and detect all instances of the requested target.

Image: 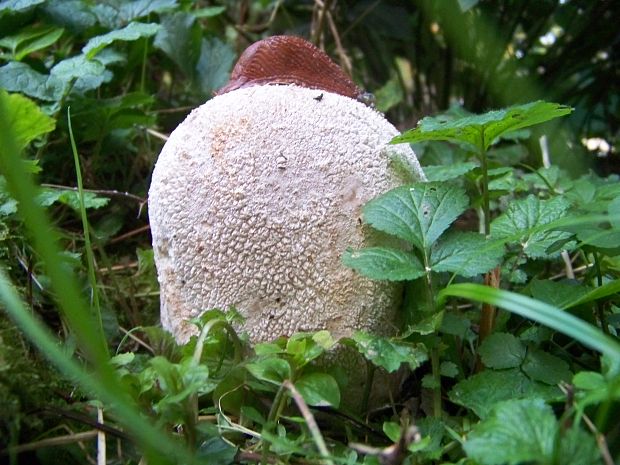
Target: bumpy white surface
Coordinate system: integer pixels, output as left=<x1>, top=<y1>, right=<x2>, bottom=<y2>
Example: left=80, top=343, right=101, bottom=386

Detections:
left=149, top=85, right=424, bottom=343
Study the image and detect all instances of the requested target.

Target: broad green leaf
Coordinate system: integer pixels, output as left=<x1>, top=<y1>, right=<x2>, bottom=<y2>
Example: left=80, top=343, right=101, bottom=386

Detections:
left=193, top=6, right=226, bottom=18
left=449, top=369, right=561, bottom=419
left=573, top=371, right=606, bottom=390
left=464, top=398, right=600, bottom=465
left=0, top=90, right=55, bottom=149
left=0, top=25, right=64, bottom=61
left=439, top=284, right=620, bottom=364
left=154, top=12, right=201, bottom=79
left=392, top=101, right=572, bottom=151
left=0, top=0, right=44, bottom=13
left=51, top=55, right=111, bottom=93
left=565, top=279, right=620, bottom=309
left=294, top=372, right=340, bottom=407
left=195, top=37, right=236, bottom=96
left=522, top=348, right=572, bottom=385
left=431, top=232, right=504, bottom=277
left=246, top=358, right=291, bottom=385
left=529, top=279, right=591, bottom=310
left=37, top=189, right=110, bottom=210
left=478, top=333, right=526, bottom=369
left=491, top=194, right=573, bottom=258
left=374, top=75, right=403, bottom=113
left=82, top=22, right=161, bottom=59
left=93, top=0, right=177, bottom=29
left=342, top=246, right=425, bottom=281
left=458, top=0, right=479, bottom=12
left=41, top=0, right=97, bottom=31
left=196, top=436, right=237, bottom=465
left=350, top=331, right=428, bottom=372
left=0, top=62, right=65, bottom=101
left=440, top=361, right=458, bottom=377
left=363, top=182, right=468, bottom=253
left=422, top=162, right=478, bottom=182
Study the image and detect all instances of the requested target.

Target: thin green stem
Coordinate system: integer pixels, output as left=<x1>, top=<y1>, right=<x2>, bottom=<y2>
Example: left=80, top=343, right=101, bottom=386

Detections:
left=261, top=383, right=288, bottom=465
left=422, top=249, right=441, bottom=417
left=67, top=108, right=107, bottom=351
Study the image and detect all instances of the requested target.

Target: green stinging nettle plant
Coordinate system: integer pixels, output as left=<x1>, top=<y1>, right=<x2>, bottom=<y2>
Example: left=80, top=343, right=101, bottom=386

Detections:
left=0, top=4, right=619, bottom=460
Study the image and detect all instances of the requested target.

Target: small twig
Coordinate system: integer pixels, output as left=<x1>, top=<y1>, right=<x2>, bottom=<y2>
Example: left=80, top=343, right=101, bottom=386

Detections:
left=98, top=262, right=139, bottom=274
left=118, top=326, right=155, bottom=354
left=311, top=0, right=331, bottom=45
left=581, top=414, right=614, bottom=465
left=283, top=380, right=334, bottom=465
left=326, top=11, right=353, bottom=77
left=2, top=430, right=98, bottom=455
left=145, top=127, right=169, bottom=142
left=97, top=409, right=106, bottom=465
left=549, top=263, right=592, bottom=280
left=109, top=225, right=151, bottom=244
left=40, top=183, right=147, bottom=204
left=350, top=423, right=421, bottom=465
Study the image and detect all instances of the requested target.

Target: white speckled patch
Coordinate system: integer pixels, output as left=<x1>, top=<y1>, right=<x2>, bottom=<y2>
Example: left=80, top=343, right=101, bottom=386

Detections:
left=149, top=85, right=424, bottom=343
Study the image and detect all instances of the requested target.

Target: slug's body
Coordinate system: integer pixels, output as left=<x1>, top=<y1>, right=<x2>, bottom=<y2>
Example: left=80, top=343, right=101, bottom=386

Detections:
left=215, top=35, right=365, bottom=101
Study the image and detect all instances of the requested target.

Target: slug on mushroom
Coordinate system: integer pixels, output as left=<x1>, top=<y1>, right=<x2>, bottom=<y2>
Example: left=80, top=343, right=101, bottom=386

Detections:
left=149, top=35, right=425, bottom=345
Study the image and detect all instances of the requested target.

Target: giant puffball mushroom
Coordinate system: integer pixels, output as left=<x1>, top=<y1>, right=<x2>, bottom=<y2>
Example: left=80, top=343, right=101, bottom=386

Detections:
left=149, top=35, right=425, bottom=344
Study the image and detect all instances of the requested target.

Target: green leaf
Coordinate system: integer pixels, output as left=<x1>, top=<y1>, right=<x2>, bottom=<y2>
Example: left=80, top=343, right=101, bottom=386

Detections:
left=154, top=12, right=201, bottom=79
left=422, top=162, right=478, bottom=182
left=564, top=279, right=620, bottom=309
left=522, top=348, right=572, bottom=385
left=0, top=0, right=44, bottom=13
left=529, top=279, right=591, bottom=310
left=246, top=358, right=291, bottom=385
left=351, top=331, right=428, bottom=372
left=374, top=75, right=404, bottom=113
left=294, top=372, right=340, bottom=407
left=478, top=333, right=526, bottom=369
left=363, top=182, right=468, bottom=253
left=93, top=0, right=177, bottom=29
left=449, top=369, right=561, bottom=419
left=82, top=22, right=161, bottom=59
left=458, top=0, right=479, bottom=12
left=0, top=62, right=66, bottom=101
left=491, top=195, right=574, bottom=258
left=37, top=189, right=110, bottom=210
left=50, top=55, right=111, bottom=93
left=342, top=246, right=425, bottom=281
left=195, top=37, right=236, bottom=96
left=440, top=361, right=458, bottom=377
left=431, top=232, right=504, bottom=277
left=0, top=25, right=64, bottom=61
left=41, top=0, right=97, bottom=32
left=0, top=90, right=55, bottom=149
left=196, top=436, right=237, bottom=465
left=439, top=284, right=620, bottom=365
left=392, top=101, right=572, bottom=151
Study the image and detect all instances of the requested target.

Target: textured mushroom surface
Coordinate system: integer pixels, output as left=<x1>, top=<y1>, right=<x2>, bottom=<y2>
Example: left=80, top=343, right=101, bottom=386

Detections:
left=149, top=84, right=424, bottom=343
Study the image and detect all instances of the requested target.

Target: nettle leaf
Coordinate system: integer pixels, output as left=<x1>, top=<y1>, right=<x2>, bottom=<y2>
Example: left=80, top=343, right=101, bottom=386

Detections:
left=422, top=162, right=478, bottom=182
left=294, top=372, right=340, bottom=407
left=350, top=331, right=428, bottom=372
left=464, top=398, right=600, bottom=465
left=392, top=101, right=572, bottom=152
left=0, top=90, right=55, bottom=149
left=0, top=24, right=64, bottom=61
left=431, top=232, right=504, bottom=277
left=363, top=182, right=468, bottom=253
left=522, top=348, right=572, bottom=385
left=449, top=368, right=561, bottom=419
left=0, top=62, right=65, bottom=101
left=83, top=22, right=161, bottom=59
left=342, top=247, right=424, bottom=281
left=478, top=333, right=526, bottom=369
left=491, top=194, right=574, bottom=258
left=246, top=358, right=291, bottom=385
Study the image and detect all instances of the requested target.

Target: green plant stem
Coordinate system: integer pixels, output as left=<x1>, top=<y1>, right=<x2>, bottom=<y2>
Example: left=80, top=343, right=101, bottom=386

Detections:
left=261, top=383, right=288, bottom=465
left=422, top=250, right=442, bottom=417
left=592, top=252, right=609, bottom=335
left=479, top=143, right=491, bottom=237
left=67, top=107, right=106, bottom=349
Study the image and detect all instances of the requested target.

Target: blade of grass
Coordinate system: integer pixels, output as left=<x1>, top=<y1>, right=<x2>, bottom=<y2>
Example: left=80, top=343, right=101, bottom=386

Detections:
left=67, top=107, right=106, bottom=347
left=438, top=283, right=620, bottom=364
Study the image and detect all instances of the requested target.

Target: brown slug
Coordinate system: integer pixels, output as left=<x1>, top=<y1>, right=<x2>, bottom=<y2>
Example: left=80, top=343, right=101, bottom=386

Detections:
left=215, top=35, right=365, bottom=101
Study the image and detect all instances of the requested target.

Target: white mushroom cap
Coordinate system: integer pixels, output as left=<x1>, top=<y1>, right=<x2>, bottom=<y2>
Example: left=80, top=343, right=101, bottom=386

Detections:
left=149, top=85, right=424, bottom=343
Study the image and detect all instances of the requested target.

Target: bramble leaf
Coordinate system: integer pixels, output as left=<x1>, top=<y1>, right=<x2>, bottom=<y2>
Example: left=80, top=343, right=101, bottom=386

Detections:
left=521, top=348, right=572, bottom=385
left=363, top=182, right=468, bottom=253
left=478, top=333, right=525, bottom=369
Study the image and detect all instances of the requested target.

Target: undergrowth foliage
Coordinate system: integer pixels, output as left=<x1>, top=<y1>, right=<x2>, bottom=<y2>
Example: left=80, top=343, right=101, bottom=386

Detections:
left=0, top=1, right=619, bottom=465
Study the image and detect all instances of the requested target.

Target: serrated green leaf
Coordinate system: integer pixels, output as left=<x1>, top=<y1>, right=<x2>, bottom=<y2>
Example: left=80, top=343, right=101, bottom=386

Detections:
left=0, top=0, right=44, bottom=13
left=464, top=398, right=600, bottom=465
left=431, top=232, right=504, bottom=277
left=37, top=189, right=109, bottom=210
left=363, top=182, right=468, bottom=253
left=0, top=90, right=55, bottom=149
left=522, top=348, right=572, bottom=385
left=392, top=101, right=572, bottom=151
left=83, top=22, right=160, bottom=59
left=0, top=62, right=66, bottom=101
left=246, top=358, right=291, bottom=385
left=110, top=352, right=135, bottom=366
left=566, top=279, right=620, bottom=309
left=294, top=372, right=340, bottom=407
left=491, top=195, right=574, bottom=258
left=478, top=333, right=526, bottom=369
left=342, top=246, right=424, bottom=281
left=440, top=361, right=458, bottom=377
left=351, top=331, right=428, bottom=372
left=0, top=25, right=64, bottom=61
left=93, top=0, right=177, bottom=29
left=41, top=0, right=97, bottom=31
left=154, top=12, right=200, bottom=79
left=422, top=162, right=478, bottom=182
left=196, top=436, right=237, bottom=465
left=449, top=369, right=561, bottom=419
